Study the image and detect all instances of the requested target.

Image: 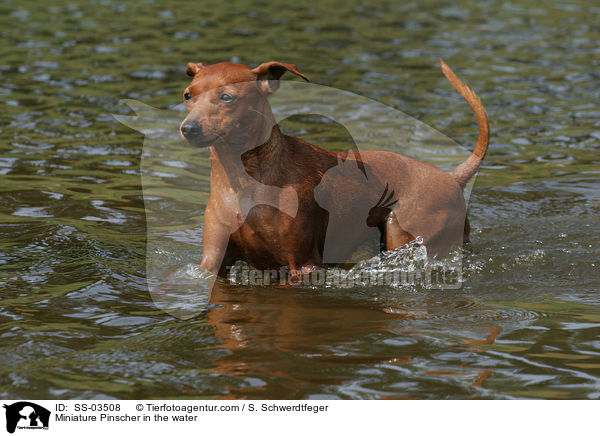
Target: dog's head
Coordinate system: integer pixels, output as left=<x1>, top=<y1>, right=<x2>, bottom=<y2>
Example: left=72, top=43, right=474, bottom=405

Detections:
left=180, top=61, right=309, bottom=149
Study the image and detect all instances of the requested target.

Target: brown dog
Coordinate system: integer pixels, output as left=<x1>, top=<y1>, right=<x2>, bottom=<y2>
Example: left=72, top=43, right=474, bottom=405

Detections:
left=180, top=60, right=489, bottom=278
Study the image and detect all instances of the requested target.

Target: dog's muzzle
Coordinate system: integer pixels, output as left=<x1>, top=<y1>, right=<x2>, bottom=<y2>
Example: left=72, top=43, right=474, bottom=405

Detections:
left=181, top=120, right=206, bottom=146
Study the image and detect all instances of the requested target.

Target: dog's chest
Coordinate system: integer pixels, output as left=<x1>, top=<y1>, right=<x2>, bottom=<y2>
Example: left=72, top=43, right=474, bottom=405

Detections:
left=231, top=200, right=326, bottom=268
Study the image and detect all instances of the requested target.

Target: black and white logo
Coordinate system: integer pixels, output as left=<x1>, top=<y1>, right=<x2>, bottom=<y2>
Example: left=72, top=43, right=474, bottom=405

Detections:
left=3, top=402, right=50, bottom=434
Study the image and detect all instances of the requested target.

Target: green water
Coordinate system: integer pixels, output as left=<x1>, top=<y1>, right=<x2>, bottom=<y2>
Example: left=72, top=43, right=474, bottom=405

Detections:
left=0, top=0, right=599, bottom=399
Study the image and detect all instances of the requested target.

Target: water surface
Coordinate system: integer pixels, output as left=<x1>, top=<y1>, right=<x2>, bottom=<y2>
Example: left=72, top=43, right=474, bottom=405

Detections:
left=0, top=0, right=599, bottom=399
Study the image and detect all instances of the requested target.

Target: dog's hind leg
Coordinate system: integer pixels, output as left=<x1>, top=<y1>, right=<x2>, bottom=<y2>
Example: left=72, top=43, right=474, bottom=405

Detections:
left=383, top=213, right=415, bottom=250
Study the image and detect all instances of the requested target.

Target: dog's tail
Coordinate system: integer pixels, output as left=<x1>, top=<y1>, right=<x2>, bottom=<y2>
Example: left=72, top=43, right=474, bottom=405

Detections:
left=440, top=59, right=489, bottom=188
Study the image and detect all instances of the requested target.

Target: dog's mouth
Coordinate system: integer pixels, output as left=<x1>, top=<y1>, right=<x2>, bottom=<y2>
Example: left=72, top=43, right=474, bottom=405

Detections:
left=180, top=129, right=213, bottom=148
left=183, top=135, right=212, bottom=148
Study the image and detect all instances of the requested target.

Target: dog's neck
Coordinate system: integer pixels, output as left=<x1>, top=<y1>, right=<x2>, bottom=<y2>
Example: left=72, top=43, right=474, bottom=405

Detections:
left=209, top=122, right=288, bottom=191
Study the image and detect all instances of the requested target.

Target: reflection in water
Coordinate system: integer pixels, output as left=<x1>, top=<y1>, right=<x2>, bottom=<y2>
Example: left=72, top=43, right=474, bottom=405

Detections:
left=207, top=280, right=503, bottom=398
left=208, top=281, right=403, bottom=398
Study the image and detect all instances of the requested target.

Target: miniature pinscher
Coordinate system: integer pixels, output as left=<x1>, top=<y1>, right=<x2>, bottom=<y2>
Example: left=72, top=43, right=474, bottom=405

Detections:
left=180, top=60, right=489, bottom=278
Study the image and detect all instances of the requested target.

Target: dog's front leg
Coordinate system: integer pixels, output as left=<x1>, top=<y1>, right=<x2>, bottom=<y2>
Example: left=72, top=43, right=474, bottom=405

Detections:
left=200, top=205, right=236, bottom=277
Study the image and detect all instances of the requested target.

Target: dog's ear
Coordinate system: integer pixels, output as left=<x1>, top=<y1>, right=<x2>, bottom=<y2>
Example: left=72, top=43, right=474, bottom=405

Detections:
left=252, top=62, right=310, bottom=94
left=186, top=62, right=205, bottom=77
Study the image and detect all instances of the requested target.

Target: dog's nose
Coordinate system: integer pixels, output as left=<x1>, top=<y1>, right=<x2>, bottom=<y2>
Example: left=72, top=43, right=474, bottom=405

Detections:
left=181, top=120, right=203, bottom=139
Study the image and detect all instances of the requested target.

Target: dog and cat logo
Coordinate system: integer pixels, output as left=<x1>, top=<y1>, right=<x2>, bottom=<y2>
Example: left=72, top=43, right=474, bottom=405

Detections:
left=2, top=402, right=50, bottom=433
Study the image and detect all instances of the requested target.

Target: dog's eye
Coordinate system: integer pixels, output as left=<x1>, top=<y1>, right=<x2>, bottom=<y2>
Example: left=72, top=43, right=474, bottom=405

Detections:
left=184, top=92, right=192, bottom=101
left=220, top=93, right=234, bottom=103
